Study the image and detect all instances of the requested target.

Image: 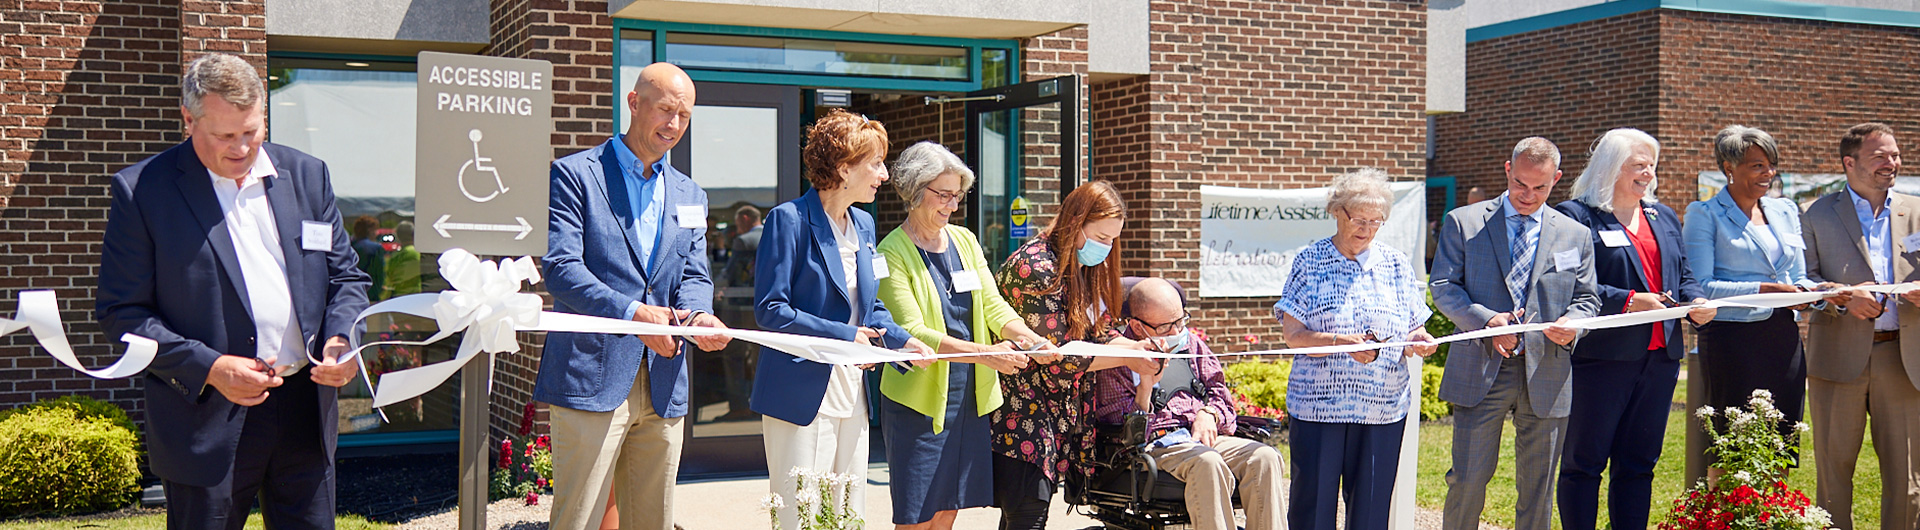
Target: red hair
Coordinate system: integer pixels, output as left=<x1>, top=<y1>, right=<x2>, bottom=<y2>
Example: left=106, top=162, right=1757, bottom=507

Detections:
left=802, top=108, right=889, bottom=190
left=1041, top=180, right=1127, bottom=340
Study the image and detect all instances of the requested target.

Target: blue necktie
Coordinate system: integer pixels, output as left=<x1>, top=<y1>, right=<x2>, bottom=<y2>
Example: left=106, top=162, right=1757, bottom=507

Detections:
left=1506, top=214, right=1536, bottom=312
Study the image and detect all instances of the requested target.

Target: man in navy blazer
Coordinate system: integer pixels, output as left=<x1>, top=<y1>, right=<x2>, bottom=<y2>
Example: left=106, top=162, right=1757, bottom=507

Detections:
left=96, top=54, right=370, bottom=529
left=538, top=62, right=731, bottom=530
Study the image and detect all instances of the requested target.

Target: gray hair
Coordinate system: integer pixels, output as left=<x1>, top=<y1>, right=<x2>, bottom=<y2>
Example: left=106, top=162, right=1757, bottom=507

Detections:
left=890, top=142, right=976, bottom=208
left=1570, top=128, right=1660, bottom=212
left=1326, top=167, right=1394, bottom=216
left=1714, top=125, right=1780, bottom=173
left=1510, top=136, right=1562, bottom=169
left=182, top=53, right=265, bottom=118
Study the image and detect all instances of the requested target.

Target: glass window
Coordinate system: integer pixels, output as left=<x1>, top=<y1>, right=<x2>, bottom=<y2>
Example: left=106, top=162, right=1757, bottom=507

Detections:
left=665, top=33, right=968, bottom=81
left=982, top=48, right=1011, bottom=88
left=617, top=30, right=656, bottom=128
left=268, top=57, right=455, bottom=437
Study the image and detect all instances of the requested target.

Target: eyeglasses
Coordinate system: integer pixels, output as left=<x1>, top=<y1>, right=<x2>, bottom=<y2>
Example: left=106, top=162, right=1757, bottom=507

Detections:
left=1129, top=312, right=1191, bottom=336
left=1339, top=208, right=1386, bottom=229
left=924, top=187, right=964, bottom=205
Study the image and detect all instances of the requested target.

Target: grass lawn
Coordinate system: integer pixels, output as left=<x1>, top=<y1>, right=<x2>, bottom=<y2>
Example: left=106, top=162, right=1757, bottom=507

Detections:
left=0, top=512, right=388, bottom=530
left=1414, top=375, right=1884, bottom=530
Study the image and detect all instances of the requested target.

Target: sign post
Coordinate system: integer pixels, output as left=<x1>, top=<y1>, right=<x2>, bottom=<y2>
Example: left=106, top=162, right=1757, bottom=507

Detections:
left=415, top=51, right=553, bottom=530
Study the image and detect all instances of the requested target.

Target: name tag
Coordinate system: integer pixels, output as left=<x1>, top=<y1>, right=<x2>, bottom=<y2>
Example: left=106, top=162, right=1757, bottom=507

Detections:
left=1554, top=248, right=1581, bottom=271
left=1598, top=230, right=1631, bottom=248
left=301, top=221, right=332, bottom=252
left=951, top=269, right=982, bottom=293
left=1780, top=232, right=1807, bottom=249
left=1903, top=232, right=1920, bottom=254
left=872, top=257, right=891, bottom=280
left=675, top=205, right=706, bottom=229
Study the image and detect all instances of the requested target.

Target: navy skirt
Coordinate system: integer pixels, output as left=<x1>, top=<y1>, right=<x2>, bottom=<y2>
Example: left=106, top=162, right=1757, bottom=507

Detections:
left=881, top=365, right=993, bottom=524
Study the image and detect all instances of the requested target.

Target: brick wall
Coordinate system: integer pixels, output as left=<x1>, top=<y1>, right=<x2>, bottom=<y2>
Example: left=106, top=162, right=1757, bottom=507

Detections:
left=1140, top=0, right=1430, bottom=350
left=485, top=0, right=615, bottom=440
left=848, top=93, right=968, bottom=237
left=0, top=0, right=201, bottom=424
left=1436, top=9, right=1920, bottom=219
left=1657, top=10, right=1920, bottom=195
left=1432, top=10, right=1663, bottom=210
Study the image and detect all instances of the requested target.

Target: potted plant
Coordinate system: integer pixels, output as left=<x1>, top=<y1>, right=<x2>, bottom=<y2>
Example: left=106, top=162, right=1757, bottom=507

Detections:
left=1656, top=389, right=1831, bottom=530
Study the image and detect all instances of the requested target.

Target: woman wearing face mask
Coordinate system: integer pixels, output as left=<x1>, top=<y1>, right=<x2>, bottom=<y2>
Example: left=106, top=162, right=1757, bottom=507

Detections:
left=873, top=142, right=1057, bottom=530
left=990, top=180, right=1155, bottom=530
left=1272, top=168, right=1439, bottom=530
left=751, top=109, right=936, bottom=530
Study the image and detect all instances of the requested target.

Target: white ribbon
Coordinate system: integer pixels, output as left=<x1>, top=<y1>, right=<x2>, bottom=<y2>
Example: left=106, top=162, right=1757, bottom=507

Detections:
left=2, top=290, right=157, bottom=379
left=345, top=249, right=1920, bottom=410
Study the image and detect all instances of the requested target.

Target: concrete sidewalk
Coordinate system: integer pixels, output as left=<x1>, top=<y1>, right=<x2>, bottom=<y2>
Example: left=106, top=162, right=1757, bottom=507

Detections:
left=674, top=463, right=1103, bottom=530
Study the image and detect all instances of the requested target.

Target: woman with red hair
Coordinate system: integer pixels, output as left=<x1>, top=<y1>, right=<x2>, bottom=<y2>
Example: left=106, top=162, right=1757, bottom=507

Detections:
left=750, top=109, right=935, bottom=530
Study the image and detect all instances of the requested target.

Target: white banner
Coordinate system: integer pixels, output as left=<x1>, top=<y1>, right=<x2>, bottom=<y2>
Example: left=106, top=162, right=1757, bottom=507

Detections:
left=1199, top=183, right=1426, bottom=298
left=1695, top=172, right=1920, bottom=205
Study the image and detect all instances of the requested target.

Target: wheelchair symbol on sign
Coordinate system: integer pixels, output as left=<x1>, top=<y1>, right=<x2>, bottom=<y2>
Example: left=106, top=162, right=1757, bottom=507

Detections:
left=457, top=129, right=510, bottom=203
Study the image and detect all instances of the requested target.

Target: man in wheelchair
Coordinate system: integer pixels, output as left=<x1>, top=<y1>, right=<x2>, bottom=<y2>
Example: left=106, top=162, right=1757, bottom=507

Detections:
left=1077, top=277, right=1285, bottom=530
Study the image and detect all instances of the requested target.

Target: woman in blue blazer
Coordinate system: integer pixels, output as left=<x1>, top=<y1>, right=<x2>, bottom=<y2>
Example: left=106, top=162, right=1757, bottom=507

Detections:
left=1682, top=125, right=1824, bottom=471
left=1554, top=129, right=1715, bottom=530
left=752, top=109, right=934, bottom=530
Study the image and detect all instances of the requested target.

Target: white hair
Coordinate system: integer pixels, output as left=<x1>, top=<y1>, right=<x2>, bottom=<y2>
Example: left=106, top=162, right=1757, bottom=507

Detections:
left=1327, top=167, right=1394, bottom=216
left=1570, top=128, right=1660, bottom=212
left=890, top=142, right=975, bottom=209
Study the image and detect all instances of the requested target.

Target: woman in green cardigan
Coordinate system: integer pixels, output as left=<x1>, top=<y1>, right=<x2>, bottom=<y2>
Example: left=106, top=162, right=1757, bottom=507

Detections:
left=876, top=141, right=1054, bottom=530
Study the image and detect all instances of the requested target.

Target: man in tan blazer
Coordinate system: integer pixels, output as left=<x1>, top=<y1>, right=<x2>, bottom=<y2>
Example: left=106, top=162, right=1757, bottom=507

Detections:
left=1801, top=122, right=1920, bottom=530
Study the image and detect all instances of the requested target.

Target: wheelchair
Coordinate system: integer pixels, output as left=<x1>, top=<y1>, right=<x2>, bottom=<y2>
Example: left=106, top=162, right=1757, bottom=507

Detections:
left=1063, top=411, right=1285, bottom=530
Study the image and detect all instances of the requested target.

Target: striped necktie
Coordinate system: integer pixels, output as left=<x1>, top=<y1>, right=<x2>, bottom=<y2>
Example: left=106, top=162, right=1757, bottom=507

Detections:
left=1506, top=214, right=1536, bottom=312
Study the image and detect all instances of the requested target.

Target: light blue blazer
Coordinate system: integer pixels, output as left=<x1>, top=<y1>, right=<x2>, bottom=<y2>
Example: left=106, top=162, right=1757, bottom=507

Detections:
left=538, top=138, right=714, bottom=417
left=750, top=189, right=911, bottom=426
left=1681, top=189, right=1817, bottom=322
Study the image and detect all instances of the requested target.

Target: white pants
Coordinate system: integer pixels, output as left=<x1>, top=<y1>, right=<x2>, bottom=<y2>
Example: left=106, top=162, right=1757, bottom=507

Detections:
left=762, top=412, right=869, bottom=530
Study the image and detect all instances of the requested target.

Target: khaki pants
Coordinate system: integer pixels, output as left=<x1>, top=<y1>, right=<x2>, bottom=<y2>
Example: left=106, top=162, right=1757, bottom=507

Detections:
left=1146, top=436, right=1286, bottom=530
left=548, top=375, right=684, bottom=530
left=1809, top=339, right=1920, bottom=530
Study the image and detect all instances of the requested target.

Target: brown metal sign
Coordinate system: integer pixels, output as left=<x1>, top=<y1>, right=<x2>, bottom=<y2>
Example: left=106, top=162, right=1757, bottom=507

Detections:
left=414, top=51, right=552, bottom=257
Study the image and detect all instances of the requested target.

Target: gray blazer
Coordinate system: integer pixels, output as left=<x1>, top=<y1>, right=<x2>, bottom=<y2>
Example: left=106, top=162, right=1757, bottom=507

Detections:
left=1430, top=199, right=1600, bottom=418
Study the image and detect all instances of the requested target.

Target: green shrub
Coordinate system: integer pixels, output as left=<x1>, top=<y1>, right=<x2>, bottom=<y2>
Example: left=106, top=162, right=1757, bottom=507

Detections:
left=1419, top=363, right=1452, bottom=420
left=0, top=396, right=138, bottom=441
left=0, top=407, right=141, bottom=516
left=1224, top=359, right=1291, bottom=417
left=1424, top=291, right=1457, bottom=366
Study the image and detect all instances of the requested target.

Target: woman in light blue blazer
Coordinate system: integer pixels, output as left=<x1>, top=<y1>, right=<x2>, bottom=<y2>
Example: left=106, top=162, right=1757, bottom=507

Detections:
left=1681, top=125, right=1820, bottom=467
left=751, top=109, right=935, bottom=530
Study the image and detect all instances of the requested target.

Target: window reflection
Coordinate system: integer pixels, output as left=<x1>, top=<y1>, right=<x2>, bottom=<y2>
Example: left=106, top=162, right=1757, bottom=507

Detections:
left=269, top=58, right=454, bottom=436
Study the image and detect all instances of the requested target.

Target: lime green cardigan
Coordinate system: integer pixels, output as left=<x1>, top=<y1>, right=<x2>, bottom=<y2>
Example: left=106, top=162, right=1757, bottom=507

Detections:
left=875, top=224, right=1020, bottom=433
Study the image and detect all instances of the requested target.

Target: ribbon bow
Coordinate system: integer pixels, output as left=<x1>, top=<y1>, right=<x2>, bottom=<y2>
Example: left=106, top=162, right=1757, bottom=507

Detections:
left=432, top=249, right=542, bottom=355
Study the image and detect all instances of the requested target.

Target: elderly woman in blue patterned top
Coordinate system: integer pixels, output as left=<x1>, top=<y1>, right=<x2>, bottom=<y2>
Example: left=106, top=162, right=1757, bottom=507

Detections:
left=1272, top=168, right=1439, bottom=530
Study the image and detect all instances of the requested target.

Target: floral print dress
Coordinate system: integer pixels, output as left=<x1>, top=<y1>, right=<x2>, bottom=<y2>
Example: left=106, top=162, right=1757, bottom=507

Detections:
left=991, top=237, right=1109, bottom=481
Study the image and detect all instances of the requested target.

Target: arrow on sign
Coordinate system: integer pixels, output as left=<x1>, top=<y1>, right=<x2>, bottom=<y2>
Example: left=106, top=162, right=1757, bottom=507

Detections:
left=434, top=214, right=534, bottom=240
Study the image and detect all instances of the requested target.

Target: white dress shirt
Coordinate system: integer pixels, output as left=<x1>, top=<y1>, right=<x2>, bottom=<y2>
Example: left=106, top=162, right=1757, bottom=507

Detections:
left=210, top=151, right=307, bottom=375
left=1847, top=187, right=1898, bottom=331
left=816, top=216, right=866, bottom=419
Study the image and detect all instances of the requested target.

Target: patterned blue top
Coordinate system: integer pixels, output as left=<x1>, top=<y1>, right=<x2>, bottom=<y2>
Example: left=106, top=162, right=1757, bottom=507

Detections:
left=1272, top=238, right=1432, bottom=424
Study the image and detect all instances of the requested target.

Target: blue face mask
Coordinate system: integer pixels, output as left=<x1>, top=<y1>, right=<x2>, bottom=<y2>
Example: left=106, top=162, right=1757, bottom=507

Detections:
left=1152, top=329, right=1190, bottom=355
left=1078, top=237, right=1112, bottom=267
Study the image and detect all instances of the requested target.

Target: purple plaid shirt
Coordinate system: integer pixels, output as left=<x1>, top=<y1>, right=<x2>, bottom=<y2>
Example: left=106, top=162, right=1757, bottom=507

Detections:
left=1092, top=333, right=1238, bottom=437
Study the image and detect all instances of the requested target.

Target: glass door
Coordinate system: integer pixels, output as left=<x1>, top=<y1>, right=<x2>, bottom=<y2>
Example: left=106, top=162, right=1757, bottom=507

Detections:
left=964, top=75, right=1081, bottom=265
left=668, top=81, right=803, bottom=476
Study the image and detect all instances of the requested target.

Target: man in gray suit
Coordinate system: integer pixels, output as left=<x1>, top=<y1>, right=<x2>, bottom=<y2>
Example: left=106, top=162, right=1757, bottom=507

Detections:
left=1432, top=137, right=1599, bottom=530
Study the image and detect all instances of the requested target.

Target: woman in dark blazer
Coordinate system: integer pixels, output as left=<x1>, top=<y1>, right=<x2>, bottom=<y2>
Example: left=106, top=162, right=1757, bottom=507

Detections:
left=751, top=109, right=935, bottom=530
left=1552, top=128, right=1715, bottom=530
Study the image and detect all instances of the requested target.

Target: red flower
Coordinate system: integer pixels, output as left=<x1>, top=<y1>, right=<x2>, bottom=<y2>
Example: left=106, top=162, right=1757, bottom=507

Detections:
left=1242, top=333, right=1260, bottom=344
left=525, top=491, right=540, bottom=506
left=518, top=401, right=537, bottom=436
left=535, top=477, right=547, bottom=489
left=498, top=440, right=513, bottom=468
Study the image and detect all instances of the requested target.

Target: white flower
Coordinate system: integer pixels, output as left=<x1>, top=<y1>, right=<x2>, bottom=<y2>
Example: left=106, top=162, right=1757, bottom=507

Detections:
left=761, top=493, right=785, bottom=510
left=789, top=466, right=809, bottom=479
left=1696, top=406, right=1715, bottom=418
left=1794, top=421, right=1811, bottom=433
left=1750, top=388, right=1773, bottom=401
left=1731, top=471, right=1753, bottom=484
left=793, top=489, right=820, bottom=506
